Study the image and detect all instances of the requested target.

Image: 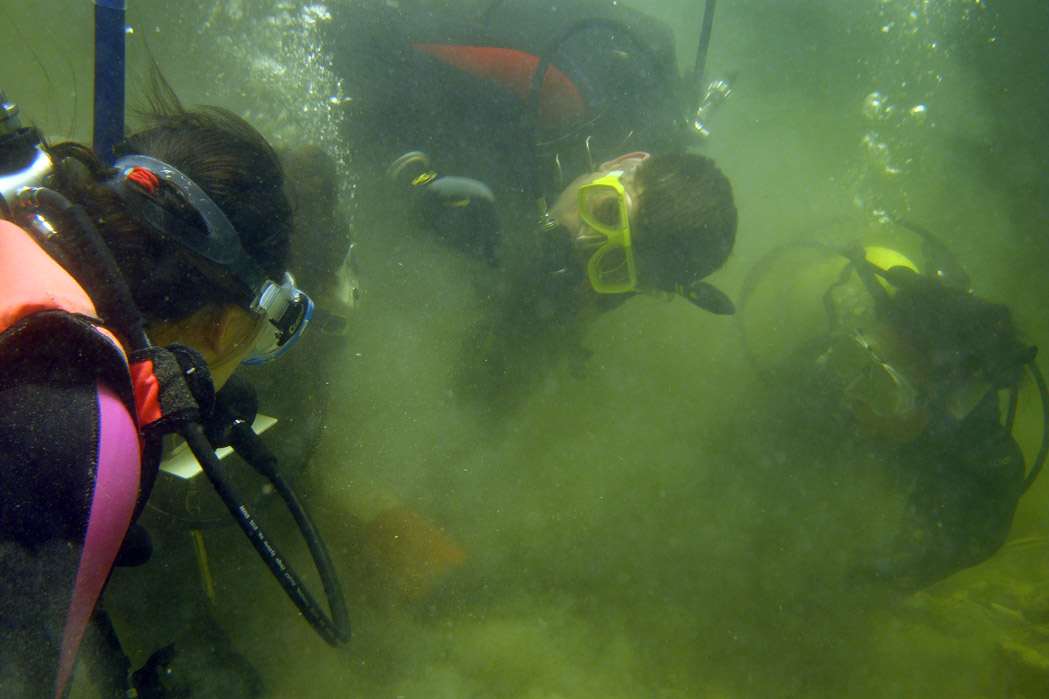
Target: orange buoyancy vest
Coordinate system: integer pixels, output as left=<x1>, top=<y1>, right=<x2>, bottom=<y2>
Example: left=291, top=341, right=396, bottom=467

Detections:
left=0, top=219, right=127, bottom=367
left=0, top=218, right=171, bottom=437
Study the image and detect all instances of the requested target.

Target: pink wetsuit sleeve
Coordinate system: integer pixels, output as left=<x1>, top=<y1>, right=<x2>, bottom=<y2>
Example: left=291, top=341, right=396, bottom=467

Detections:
left=55, top=382, right=141, bottom=699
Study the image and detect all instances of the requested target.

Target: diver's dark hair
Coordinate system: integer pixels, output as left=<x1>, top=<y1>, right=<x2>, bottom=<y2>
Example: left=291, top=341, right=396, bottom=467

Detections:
left=47, top=72, right=292, bottom=322
left=885, top=277, right=1022, bottom=390
left=278, top=144, right=345, bottom=297
left=631, top=152, right=737, bottom=290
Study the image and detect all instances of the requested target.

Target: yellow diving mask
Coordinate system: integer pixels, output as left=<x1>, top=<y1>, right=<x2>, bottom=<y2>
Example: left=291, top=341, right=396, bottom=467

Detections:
left=577, top=170, right=637, bottom=294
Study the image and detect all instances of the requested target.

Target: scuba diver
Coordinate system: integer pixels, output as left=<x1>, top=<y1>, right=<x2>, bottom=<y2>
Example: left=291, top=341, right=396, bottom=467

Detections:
left=328, top=0, right=738, bottom=407
left=738, top=221, right=1048, bottom=591
left=0, top=75, right=347, bottom=697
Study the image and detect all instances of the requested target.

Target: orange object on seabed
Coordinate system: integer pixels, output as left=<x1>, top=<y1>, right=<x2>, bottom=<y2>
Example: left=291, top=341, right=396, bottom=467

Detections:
left=353, top=502, right=467, bottom=603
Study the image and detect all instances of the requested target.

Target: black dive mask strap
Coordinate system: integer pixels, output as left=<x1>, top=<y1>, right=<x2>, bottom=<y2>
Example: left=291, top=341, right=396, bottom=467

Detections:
left=843, top=245, right=894, bottom=313
left=677, top=279, right=735, bottom=315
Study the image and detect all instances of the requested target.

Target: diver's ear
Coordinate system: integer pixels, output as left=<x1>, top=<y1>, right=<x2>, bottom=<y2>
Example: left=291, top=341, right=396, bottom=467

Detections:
left=202, top=304, right=241, bottom=355
left=599, top=152, right=649, bottom=171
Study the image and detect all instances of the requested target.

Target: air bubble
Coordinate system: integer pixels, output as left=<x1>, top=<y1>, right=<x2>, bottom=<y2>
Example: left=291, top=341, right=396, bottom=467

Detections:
left=862, top=92, right=894, bottom=121
left=908, top=104, right=928, bottom=124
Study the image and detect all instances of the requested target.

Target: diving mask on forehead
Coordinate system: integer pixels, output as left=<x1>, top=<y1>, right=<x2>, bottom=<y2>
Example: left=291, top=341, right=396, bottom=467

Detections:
left=577, top=169, right=637, bottom=294
left=106, top=154, right=312, bottom=364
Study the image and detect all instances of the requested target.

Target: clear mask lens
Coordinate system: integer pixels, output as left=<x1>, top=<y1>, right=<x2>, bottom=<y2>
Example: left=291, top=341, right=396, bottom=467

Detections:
left=825, top=330, right=921, bottom=418
left=590, top=244, right=633, bottom=290
left=581, top=186, right=626, bottom=229
left=242, top=273, right=314, bottom=365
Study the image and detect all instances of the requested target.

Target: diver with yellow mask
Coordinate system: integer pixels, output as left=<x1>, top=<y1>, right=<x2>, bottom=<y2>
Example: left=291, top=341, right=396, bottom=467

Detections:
left=391, top=148, right=737, bottom=408
left=332, top=0, right=738, bottom=408
left=541, top=150, right=737, bottom=311
left=739, top=220, right=1048, bottom=591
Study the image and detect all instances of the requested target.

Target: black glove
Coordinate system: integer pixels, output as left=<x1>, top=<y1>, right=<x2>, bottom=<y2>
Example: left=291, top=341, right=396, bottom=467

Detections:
left=389, top=151, right=500, bottom=266
left=131, top=635, right=263, bottom=699
left=202, top=373, right=258, bottom=449
left=417, top=175, right=500, bottom=265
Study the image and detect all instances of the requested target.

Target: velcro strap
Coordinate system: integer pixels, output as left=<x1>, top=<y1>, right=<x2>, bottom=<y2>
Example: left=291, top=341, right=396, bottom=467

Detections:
left=0, top=310, right=138, bottom=417
left=128, top=344, right=215, bottom=440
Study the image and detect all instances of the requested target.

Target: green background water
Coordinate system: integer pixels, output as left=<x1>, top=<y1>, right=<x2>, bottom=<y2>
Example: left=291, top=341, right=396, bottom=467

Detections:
left=4, top=0, right=1049, bottom=696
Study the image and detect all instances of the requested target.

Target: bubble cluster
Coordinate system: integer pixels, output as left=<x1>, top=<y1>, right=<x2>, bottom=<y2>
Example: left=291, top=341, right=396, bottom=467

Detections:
left=862, top=91, right=894, bottom=121
left=205, top=1, right=350, bottom=182
left=861, top=132, right=904, bottom=176
left=850, top=0, right=983, bottom=221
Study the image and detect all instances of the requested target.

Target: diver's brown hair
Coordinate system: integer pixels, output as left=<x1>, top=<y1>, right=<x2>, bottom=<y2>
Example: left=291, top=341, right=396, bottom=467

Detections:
left=631, top=152, right=737, bottom=290
left=886, top=278, right=1023, bottom=391
left=47, top=72, right=292, bottom=322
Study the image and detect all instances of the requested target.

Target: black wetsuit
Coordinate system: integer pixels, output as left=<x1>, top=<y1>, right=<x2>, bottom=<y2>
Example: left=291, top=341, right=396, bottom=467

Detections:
left=0, top=375, right=112, bottom=696
left=878, top=390, right=1026, bottom=590
left=774, top=334, right=1027, bottom=591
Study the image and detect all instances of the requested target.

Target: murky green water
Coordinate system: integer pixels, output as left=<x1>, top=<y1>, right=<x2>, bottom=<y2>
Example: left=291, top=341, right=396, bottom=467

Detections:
left=5, top=0, right=1049, bottom=696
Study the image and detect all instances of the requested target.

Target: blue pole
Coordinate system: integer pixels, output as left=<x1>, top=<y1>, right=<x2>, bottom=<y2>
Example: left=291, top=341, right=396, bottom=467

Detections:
left=692, top=0, right=717, bottom=99
left=93, top=0, right=126, bottom=165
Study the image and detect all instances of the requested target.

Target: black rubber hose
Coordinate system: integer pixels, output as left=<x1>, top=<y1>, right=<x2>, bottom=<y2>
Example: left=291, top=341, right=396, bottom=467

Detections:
left=735, top=239, right=843, bottom=378
left=1021, top=359, right=1049, bottom=495
left=226, top=420, right=350, bottom=640
left=180, top=423, right=350, bottom=646
left=22, top=187, right=150, bottom=350
left=1004, top=383, right=1020, bottom=435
